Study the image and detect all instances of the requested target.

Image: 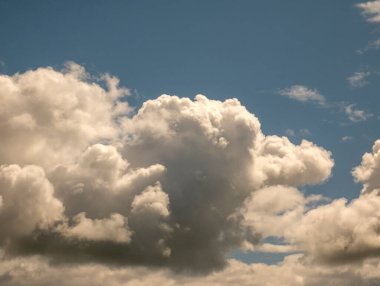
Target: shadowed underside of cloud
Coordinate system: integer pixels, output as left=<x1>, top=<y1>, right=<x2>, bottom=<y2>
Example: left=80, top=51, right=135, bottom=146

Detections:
left=1, top=253, right=380, bottom=286
left=1, top=64, right=380, bottom=284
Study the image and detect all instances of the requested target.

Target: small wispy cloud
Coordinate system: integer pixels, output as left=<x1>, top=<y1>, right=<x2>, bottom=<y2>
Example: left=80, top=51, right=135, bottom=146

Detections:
left=342, top=136, right=353, bottom=142
left=344, top=104, right=373, bottom=122
left=370, top=38, right=380, bottom=49
left=280, top=85, right=374, bottom=124
left=285, top=128, right=296, bottom=137
left=300, top=128, right=311, bottom=136
left=285, top=128, right=311, bottom=138
left=357, top=0, right=380, bottom=23
left=279, top=85, right=326, bottom=105
left=347, top=71, right=370, bottom=87
left=356, top=1, right=380, bottom=53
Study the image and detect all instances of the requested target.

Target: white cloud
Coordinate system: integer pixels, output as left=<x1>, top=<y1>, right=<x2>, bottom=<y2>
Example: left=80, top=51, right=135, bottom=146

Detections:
left=279, top=85, right=326, bottom=105
left=353, top=140, right=380, bottom=194
left=0, top=165, right=64, bottom=241
left=287, top=193, right=380, bottom=262
left=64, top=213, right=132, bottom=243
left=347, top=71, right=370, bottom=87
left=252, top=136, right=333, bottom=187
left=344, top=104, right=373, bottom=122
left=238, top=140, right=380, bottom=266
left=279, top=85, right=374, bottom=124
left=240, top=182, right=380, bottom=266
left=120, top=94, right=333, bottom=270
left=0, top=64, right=336, bottom=273
left=357, top=1, right=380, bottom=23
left=0, top=64, right=130, bottom=170
left=240, top=185, right=309, bottom=240
left=5, top=63, right=380, bottom=285
left=131, top=183, right=170, bottom=218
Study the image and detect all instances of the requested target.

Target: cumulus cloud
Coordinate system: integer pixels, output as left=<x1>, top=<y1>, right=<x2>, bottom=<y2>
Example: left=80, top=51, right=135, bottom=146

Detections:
left=279, top=85, right=326, bottom=105
left=240, top=187, right=380, bottom=267
left=347, top=71, right=370, bottom=87
left=357, top=0, right=380, bottom=23
left=353, top=140, right=380, bottom=194
left=5, top=63, right=380, bottom=285
left=0, top=165, right=63, bottom=241
left=241, top=185, right=315, bottom=240
left=287, top=193, right=380, bottom=263
left=63, top=213, right=132, bottom=243
left=0, top=62, right=130, bottom=170
left=0, top=64, right=337, bottom=274
left=239, top=139, right=380, bottom=265
left=119, top=94, right=333, bottom=271
left=252, top=136, right=333, bottom=187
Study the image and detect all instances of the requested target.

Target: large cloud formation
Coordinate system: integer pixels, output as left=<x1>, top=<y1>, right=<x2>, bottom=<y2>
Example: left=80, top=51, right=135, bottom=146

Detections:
left=0, top=64, right=333, bottom=270
left=1, top=64, right=380, bottom=285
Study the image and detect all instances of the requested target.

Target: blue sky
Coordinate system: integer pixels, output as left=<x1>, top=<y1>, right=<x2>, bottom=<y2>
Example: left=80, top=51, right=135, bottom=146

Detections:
left=1, top=0, right=380, bottom=277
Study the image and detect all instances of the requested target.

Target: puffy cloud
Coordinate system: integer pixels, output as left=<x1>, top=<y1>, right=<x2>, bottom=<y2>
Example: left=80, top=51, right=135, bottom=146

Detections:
left=240, top=166, right=380, bottom=265
left=63, top=212, right=131, bottom=243
left=241, top=185, right=310, bottom=240
left=121, top=94, right=333, bottom=271
left=0, top=164, right=63, bottom=241
left=279, top=85, right=326, bottom=105
left=287, top=193, right=380, bottom=262
left=252, top=136, right=333, bottom=187
left=0, top=64, right=337, bottom=274
left=129, top=183, right=172, bottom=258
left=240, top=185, right=327, bottom=255
left=240, top=140, right=380, bottom=264
left=131, top=183, right=170, bottom=218
left=353, top=140, right=380, bottom=194
left=49, top=143, right=166, bottom=219
left=0, top=63, right=129, bottom=170
left=121, top=94, right=266, bottom=271
left=357, top=1, right=380, bottom=23
left=3, top=63, right=380, bottom=284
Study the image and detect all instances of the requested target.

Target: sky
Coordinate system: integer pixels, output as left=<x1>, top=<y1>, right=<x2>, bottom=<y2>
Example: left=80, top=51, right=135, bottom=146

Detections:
left=1, top=1, right=380, bottom=285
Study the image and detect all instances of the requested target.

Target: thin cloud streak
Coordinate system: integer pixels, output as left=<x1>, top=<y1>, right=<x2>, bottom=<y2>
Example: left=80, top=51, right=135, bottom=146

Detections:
left=279, top=84, right=373, bottom=123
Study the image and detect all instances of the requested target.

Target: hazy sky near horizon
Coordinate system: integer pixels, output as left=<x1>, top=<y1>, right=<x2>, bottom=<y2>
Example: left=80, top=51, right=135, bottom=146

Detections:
left=1, top=1, right=380, bottom=285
